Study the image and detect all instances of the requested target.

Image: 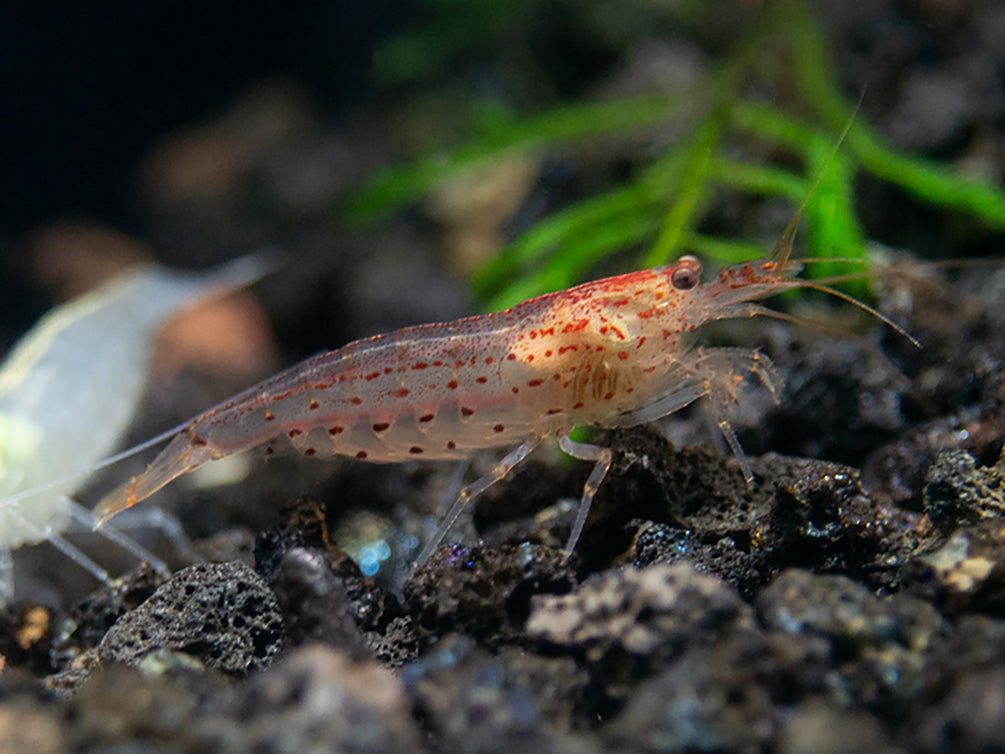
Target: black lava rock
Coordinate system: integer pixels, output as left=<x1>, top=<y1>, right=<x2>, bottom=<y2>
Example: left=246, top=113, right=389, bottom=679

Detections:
left=98, top=561, right=283, bottom=677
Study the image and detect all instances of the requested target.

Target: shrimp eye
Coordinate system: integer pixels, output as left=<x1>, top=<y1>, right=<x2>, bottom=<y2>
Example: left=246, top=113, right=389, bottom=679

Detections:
left=671, top=257, right=701, bottom=291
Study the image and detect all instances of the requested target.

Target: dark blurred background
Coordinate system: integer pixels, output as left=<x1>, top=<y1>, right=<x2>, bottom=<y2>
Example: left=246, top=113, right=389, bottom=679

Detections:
left=0, top=1, right=403, bottom=234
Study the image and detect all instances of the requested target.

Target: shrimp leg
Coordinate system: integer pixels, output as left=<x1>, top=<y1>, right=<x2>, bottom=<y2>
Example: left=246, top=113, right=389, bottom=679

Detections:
left=0, top=549, right=12, bottom=605
left=415, top=435, right=545, bottom=564
left=558, top=433, right=613, bottom=557
left=64, top=499, right=171, bottom=576
left=2, top=495, right=173, bottom=601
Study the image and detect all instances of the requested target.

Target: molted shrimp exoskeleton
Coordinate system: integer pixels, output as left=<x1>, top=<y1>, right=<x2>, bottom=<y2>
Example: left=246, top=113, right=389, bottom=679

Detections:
left=93, top=222, right=915, bottom=567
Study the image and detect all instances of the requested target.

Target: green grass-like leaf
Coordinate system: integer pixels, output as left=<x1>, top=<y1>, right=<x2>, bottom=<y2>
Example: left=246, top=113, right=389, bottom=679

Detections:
left=346, top=0, right=1005, bottom=311
left=346, top=94, right=682, bottom=226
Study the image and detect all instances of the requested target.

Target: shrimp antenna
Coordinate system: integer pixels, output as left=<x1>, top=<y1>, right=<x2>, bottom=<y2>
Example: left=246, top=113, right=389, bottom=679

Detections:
left=771, top=93, right=864, bottom=266
left=0, top=421, right=188, bottom=509
left=785, top=277, right=921, bottom=348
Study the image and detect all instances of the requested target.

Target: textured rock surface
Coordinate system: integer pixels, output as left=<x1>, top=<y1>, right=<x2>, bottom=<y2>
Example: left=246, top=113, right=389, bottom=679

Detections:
left=98, top=562, right=283, bottom=677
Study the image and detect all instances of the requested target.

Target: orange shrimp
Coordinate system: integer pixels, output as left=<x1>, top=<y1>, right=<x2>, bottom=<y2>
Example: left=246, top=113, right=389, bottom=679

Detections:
left=95, top=218, right=911, bottom=563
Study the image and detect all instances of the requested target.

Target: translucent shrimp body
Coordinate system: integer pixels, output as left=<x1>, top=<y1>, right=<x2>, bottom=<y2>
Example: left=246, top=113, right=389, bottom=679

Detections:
left=97, top=236, right=884, bottom=564
left=0, top=252, right=272, bottom=601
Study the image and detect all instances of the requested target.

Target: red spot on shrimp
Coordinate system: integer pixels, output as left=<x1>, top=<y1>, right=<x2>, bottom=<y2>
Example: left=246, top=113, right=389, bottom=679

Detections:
left=350, top=397, right=363, bottom=405
left=527, top=379, right=543, bottom=387
left=392, top=388, right=410, bottom=398
left=433, top=360, right=443, bottom=367
left=460, top=406, right=475, bottom=417
left=192, top=436, right=207, bottom=447
left=637, top=337, right=646, bottom=348
left=475, top=376, right=488, bottom=384
left=305, top=447, right=316, bottom=456
left=309, top=399, right=320, bottom=410
left=506, top=353, right=517, bottom=361
left=419, top=413, right=435, bottom=423
left=328, top=426, right=344, bottom=435
left=617, top=351, right=629, bottom=360
left=365, top=371, right=380, bottom=381
left=612, top=298, right=629, bottom=307
left=384, top=367, right=393, bottom=374
left=573, top=401, right=585, bottom=409
left=562, top=320, right=589, bottom=334
left=526, top=354, right=535, bottom=363
left=529, top=330, right=537, bottom=339
left=288, top=429, right=302, bottom=438
left=539, top=326, right=555, bottom=336
left=446, top=440, right=457, bottom=450
left=512, top=387, right=519, bottom=394
left=410, top=446, right=423, bottom=454
left=544, top=350, right=552, bottom=357
left=264, top=410, right=275, bottom=422
left=638, top=310, right=653, bottom=319
left=412, top=362, right=428, bottom=370
left=493, top=423, right=505, bottom=432
left=455, top=360, right=465, bottom=368
left=356, top=451, right=368, bottom=459
left=546, top=408, right=562, bottom=415
left=603, top=392, right=615, bottom=400
left=558, top=345, right=577, bottom=355
left=447, top=380, right=459, bottom=390
left=485, top=357, right=494, bottom=365
left=372, top=422, right=390, bottom=432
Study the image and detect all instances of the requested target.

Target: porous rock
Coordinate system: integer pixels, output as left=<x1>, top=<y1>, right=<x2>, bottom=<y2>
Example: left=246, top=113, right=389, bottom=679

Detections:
left=527, top=562, right=752, bottom=698
left=405, top=543, right=576, bottom=645
left=757, top=569, right=943, bottom=714
left=924, top=447, right=1005, bottom=529
left=403, top=634, right=595, bottom=754
left=98, top=561, right=283, bottom=677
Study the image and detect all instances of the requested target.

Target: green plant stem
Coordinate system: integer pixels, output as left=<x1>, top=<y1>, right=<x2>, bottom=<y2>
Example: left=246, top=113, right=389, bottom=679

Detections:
left=784, top=0, right=1005, bottom=229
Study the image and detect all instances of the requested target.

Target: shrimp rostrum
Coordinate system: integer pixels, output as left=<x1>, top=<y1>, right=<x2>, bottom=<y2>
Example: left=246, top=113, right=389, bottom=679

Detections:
left=96, top=228, right=910, bottom=564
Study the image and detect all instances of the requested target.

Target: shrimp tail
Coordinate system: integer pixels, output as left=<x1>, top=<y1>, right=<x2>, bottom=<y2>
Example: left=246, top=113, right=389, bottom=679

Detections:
left=93, top=429, right=214, bottom=526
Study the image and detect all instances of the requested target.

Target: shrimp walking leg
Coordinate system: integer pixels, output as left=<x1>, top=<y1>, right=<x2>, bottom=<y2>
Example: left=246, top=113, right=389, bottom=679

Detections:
left=2, top=496, right=175, bottom=602
left=18, top=511, right=112, bottom=585
left=0, top=549, right=12, bottom=605
left=557, top=433, right=613, bottom=557
left=65, top=500, right=171, bottom=576
left=107, top=507, right=202, bottom=565
left=415, top=435, right=545, bottom=565
left=688, top=348, right=780, bottom=482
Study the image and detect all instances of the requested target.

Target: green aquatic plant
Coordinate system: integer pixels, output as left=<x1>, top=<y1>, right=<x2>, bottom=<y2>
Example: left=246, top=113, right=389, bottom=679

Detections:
left=347, top=0, right=1005, bottom=310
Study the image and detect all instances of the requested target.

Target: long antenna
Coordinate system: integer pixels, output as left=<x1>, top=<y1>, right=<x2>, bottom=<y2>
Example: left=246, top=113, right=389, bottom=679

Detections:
left=771, top=92, right=864, bottom=265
